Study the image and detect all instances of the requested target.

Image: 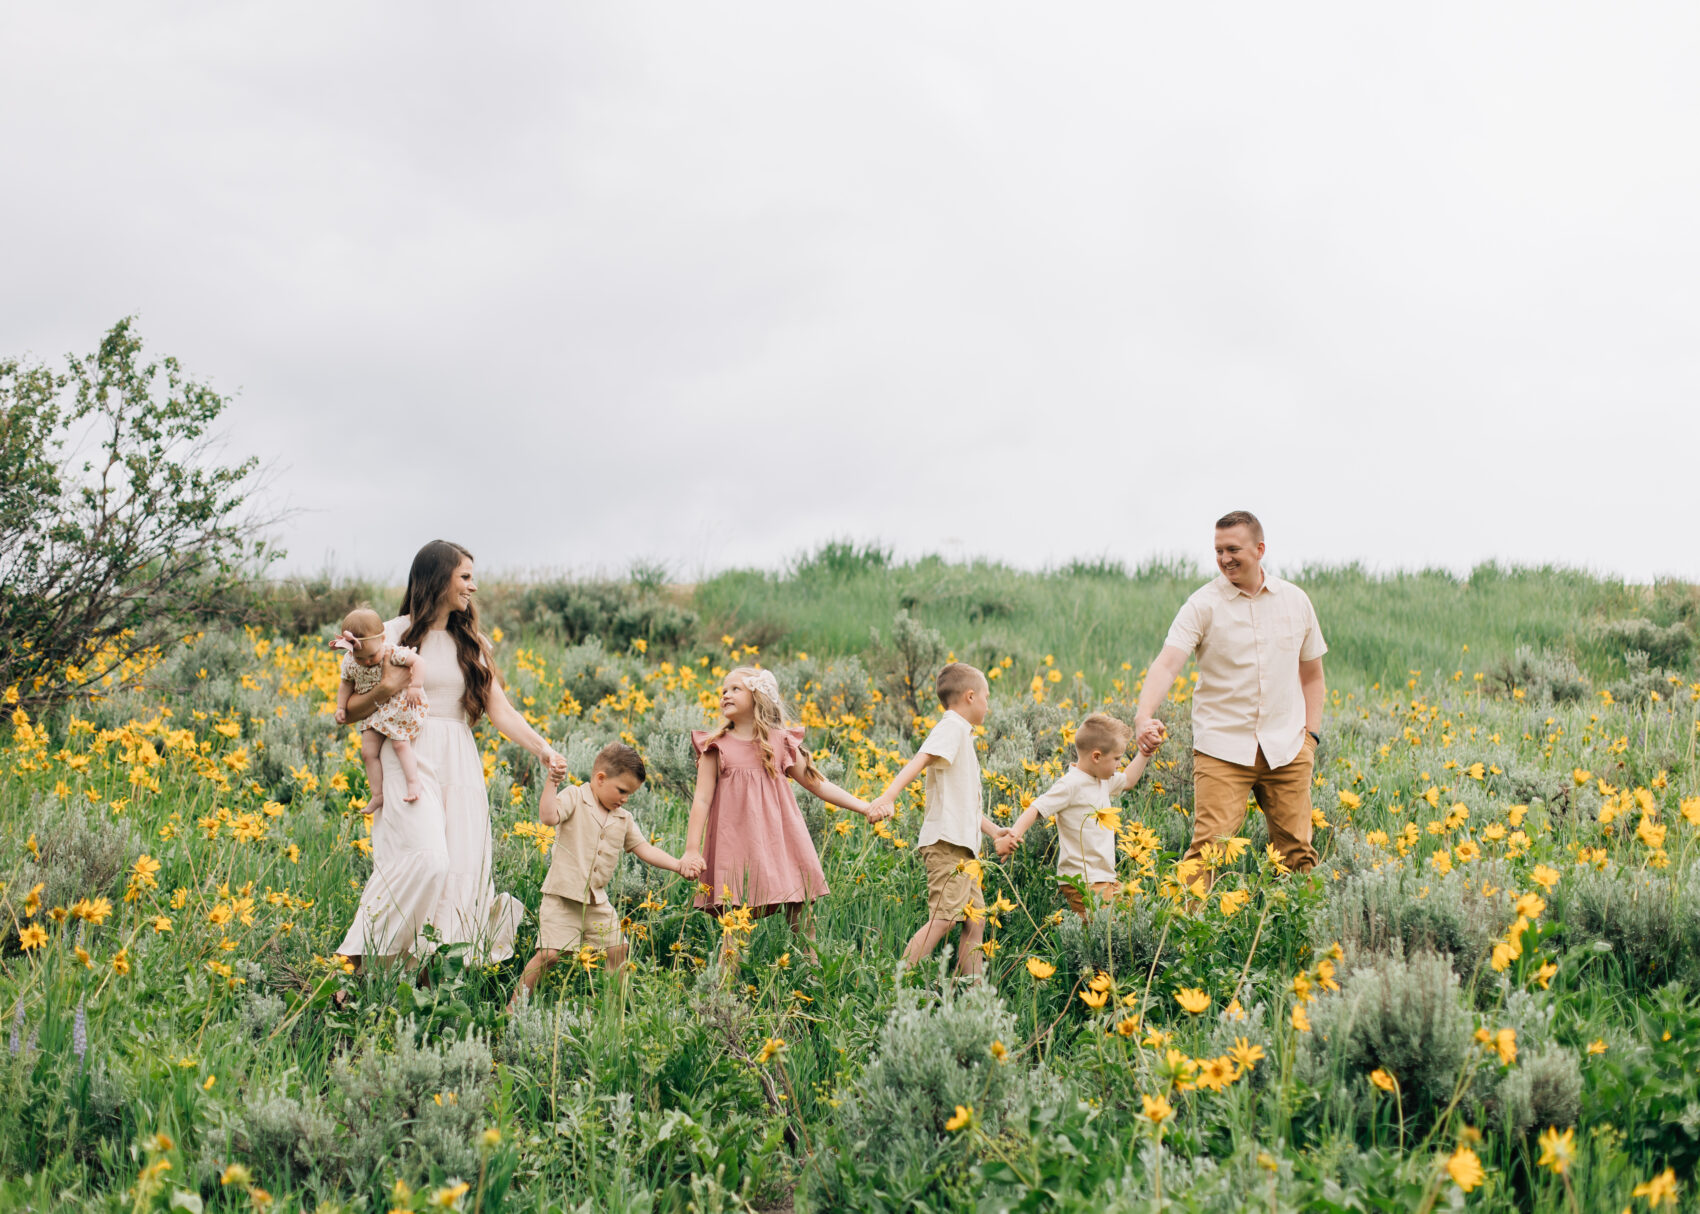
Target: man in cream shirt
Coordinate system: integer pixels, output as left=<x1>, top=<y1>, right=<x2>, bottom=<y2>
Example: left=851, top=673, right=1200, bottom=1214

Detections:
left=1134, top=511, right=1328, bottom=881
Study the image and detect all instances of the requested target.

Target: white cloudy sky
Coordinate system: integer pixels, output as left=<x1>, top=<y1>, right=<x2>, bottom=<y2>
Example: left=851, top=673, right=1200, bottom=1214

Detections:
left=4, top=4, right=1696, bottom=582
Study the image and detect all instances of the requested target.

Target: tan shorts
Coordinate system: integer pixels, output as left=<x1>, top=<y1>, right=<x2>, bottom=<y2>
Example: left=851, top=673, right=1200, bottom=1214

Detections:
left=1059, top=880, right=1122, bottom=918
left=536, top=893, right=622, bottom=954
left=920, top=841, right=985, bottom=923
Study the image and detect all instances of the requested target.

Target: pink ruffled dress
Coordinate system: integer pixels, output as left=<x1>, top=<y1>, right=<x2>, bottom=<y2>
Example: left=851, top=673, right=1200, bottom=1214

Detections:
left=691, top=727, right=829, bottom=914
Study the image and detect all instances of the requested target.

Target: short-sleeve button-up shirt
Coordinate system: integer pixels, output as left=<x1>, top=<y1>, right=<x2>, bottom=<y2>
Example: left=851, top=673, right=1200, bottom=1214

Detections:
left=540, top=782, right=647, bottom=905
left=1163, top=573, right=1327, bottom=769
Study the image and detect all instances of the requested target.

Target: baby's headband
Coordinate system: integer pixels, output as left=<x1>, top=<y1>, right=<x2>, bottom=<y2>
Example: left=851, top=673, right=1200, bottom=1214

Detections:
left=330, top=629, right=384, bottom=653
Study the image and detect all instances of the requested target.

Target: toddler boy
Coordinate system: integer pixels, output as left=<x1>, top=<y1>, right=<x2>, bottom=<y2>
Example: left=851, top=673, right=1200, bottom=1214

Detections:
left=511, top=742, right=699, bottom=1004
left=998, top=713, right=1148, bottom=918
left=869, top=662, right=1011, bottom=977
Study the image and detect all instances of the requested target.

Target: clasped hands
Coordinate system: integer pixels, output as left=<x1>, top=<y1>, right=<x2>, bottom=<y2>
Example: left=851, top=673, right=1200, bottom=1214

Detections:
left=1135, top=717, right=1168, bottom=757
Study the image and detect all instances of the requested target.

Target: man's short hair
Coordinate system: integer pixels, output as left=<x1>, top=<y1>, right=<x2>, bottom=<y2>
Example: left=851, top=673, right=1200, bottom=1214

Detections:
left=1214, top=510, right=1264, bottom=542
left=1074, top=713, right=1130, bottom=756
left=593, top=742, right=646, bottom=783
left=935, top=662, right=986, bottom=707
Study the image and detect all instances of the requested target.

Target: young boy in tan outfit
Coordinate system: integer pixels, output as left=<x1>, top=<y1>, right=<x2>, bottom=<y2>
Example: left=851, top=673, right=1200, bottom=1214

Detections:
left=869, top=662, right=1011, bottom=977
left=997, top=713, right=1148, bottom=917
left=511, top=742, right=699, bottom=1005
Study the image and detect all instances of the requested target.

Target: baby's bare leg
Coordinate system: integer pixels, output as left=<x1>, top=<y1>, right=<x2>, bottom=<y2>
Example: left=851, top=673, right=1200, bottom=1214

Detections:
left=360, top=729, right=385, bottom=813
left=391, top=737, right=423, bottom=802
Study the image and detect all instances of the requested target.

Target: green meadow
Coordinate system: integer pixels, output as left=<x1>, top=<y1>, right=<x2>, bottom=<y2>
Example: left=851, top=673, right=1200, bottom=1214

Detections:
left=3, top=553, right=1698, bottom=1212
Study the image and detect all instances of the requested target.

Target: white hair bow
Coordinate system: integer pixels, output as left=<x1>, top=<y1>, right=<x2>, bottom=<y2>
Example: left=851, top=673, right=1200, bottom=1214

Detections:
left=743, top=669, right=782, bottom=707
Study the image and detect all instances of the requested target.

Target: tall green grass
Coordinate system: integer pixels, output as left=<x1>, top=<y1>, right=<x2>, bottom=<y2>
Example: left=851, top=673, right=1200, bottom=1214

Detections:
left=692, top=554, right=1670, bottom=688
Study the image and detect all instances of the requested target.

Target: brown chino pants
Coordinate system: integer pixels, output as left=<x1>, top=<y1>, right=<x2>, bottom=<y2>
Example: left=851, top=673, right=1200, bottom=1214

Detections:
left=1186, top=736, right=1319, bottom=885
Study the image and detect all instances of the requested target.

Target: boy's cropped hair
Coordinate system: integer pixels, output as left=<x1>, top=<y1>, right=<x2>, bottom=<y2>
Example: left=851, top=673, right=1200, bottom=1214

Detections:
left=593, top=742, right=646, bottom=783
left=1214, top=510, right=1263, bottom=542
left=935, top=662, right=985, bottom=708
left=1074, top=713, right=1130, bottom=756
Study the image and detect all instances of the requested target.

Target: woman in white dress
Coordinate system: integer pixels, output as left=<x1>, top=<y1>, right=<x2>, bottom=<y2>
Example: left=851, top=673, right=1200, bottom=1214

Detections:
left=335, top=540, right=566, bottom=968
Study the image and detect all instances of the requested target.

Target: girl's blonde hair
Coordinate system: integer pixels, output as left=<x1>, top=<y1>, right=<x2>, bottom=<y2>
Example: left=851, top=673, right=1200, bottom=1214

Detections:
left=708, top=665, right=822, bottom=781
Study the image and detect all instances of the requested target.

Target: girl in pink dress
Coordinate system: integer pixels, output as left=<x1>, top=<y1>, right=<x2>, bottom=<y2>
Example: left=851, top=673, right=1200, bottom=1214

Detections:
left=681, top=666, right=881, bottom=931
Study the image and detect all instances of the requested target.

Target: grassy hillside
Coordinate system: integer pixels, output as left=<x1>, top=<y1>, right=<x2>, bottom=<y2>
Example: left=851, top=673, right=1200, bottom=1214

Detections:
left=3, top=555, right=1699, bottom=1212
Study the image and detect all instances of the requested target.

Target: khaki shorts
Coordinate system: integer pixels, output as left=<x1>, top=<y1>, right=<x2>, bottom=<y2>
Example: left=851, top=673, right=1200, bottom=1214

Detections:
left=919, top=841, right=985, bottom=923
left=536, top=893, right=623, bottom=954
left=1059, top=880, right=1122, bottom=919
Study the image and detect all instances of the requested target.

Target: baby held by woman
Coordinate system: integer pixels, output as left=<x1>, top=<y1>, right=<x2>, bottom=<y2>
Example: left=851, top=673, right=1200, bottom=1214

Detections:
left=332, top=607, right=427, bottom=811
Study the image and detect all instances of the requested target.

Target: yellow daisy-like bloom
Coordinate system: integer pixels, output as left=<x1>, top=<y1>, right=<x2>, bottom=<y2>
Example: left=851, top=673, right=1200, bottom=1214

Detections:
left=1369, top=1069, right=1397, bottom=1093
left=1529, top=865, right=1560, bottom=892
left=1080, top=988, right=1109, bottom=1009
left=1094, top=809, right=1121, bottom=833
left=1025, top=957, right=1056, bottom=981
left=1290, top=1003, right=1311, bottom=1033
left=221, top=1165, right=254, bottom=1187
left=756, top=1037, right=786, bottom=1064
left=18, top=924, right=49, bottom=951
left=990, top=1040, right=1009, bottom=1062
left=1217, top=889, right=1250, bottom=918
left=111, top=948, right=131, bottom=975
left=1115, top=1017, right=1139, bottom=1038
left=1230, top=1038, right=1265, bottom=1073
left=1587, top=1038, right=1608, bottom=1055
left=428, top=1181, right=471, bottom=1209
left=1632, top=1168, right=1678, bottom=1208
left=1536, top=1126, right=1573, bottom=1175
left=1174, top=988, right=1210, bottom=1015
left=945, top=1104, right=973, bottom=1132
left=1141, top=1092, right=1174, bottom=1125
left=1447, top=1145, right=1486, bottom=1192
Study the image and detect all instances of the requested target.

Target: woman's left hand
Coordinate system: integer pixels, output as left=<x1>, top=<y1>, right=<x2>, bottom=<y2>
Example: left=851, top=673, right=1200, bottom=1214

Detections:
left=542, top=748, right=568, bottom=781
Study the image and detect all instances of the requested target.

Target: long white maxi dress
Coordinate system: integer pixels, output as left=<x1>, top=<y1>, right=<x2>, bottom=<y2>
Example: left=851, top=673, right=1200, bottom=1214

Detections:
left=335, top=617, right=523, bottom=962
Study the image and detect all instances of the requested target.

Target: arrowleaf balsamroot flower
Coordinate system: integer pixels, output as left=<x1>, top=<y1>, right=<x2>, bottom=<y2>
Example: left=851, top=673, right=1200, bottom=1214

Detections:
left=1174, top=988, right=1210, bottom=1014
left=1536, top=1126, right=1573, bottom=1175
left=1141, top=1092, right=1174, bottom=1125
left=945, top=1105, right=973, bottom=1132
left=1025, top=957, right=1055, bottom=981
left=1369, top=1069, right=1397, bottom=1093
left=1447, top=1145, right=1486, bottom=1192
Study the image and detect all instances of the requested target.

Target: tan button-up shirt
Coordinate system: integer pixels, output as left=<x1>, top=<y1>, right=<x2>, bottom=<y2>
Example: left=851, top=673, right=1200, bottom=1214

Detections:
left=1163, top=573, right=1326, bottom=770
left=540, top=783, right=646, bottom=906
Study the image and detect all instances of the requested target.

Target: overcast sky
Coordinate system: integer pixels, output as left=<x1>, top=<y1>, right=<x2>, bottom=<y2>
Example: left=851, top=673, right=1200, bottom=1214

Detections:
left=4, top=4, right=1696, bottom=583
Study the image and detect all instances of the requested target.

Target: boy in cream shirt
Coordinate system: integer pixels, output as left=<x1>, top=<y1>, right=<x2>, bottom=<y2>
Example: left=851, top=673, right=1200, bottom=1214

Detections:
left=510, top=742, right=700, bottom=1005
left=869, top=662, right=1011, bottom=977
left=998, top=714, right=1148, bottom=917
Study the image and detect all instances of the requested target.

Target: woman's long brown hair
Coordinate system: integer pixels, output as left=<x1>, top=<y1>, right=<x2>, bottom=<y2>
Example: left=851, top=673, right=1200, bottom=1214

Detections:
left=398, top=539, right=493, bottom=723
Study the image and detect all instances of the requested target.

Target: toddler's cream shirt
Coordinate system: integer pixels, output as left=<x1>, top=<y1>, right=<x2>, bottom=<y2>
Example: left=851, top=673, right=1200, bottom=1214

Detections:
left=1028, top=764, right=1137, bottom=884
left=540, top=783, right=646, bottom=906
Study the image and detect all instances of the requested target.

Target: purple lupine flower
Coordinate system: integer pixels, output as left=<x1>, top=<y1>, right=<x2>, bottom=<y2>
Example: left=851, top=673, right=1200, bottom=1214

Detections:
left=72, top=998, right=88, bottom=1066
left=8, top=1003, right=20, bottom=1056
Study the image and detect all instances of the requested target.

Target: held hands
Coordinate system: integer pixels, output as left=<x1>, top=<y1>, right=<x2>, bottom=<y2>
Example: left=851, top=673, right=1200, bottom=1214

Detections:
left=994, top=831, right=1022, bottom=859
left=1135, top=717, right=1168, bottom=756
left=866, top=795, right=896, bottom=823
left=678, top=850, right=706, bottom=881
left=541, top=748, right=569, bottom=782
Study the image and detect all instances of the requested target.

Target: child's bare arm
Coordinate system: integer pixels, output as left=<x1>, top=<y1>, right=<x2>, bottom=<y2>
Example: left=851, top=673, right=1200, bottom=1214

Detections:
left=335, top=679, right=353, bottom=724
left=1003, top=804, right=1042, bottom=848
left=632, top=840, right=685, bottom=874
left=1112, top=750, right=1152, bottom=793
left=980, top=814, right=1009, bottom=840
left=792, top=764, right=874, bottom=817
left=538, top=778, right=563, bottom=827
left=867, top=751, right=932, bottom=820
left=681, top=750, right=719, bottom=870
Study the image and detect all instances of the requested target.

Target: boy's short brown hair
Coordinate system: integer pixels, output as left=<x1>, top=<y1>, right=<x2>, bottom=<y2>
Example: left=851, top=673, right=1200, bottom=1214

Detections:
left=1074, top=713, right=1131, bottom=756
left=593, top=742, right=646, bottom=783
left=935, top=661, right=987, bottom=708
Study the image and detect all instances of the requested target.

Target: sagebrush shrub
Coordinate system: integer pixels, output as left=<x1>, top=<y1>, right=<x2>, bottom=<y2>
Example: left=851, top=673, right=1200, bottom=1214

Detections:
left=804, top=973, right=1062, bottom=1209
left=1298, top=951, right=1474, bottom=1131
left=9, top=795, right=140, bottom=914
left=208, top=1019, right=493, bottom=1191
left=1553, top=859, right=1700, bottom=985
left=1316, top=861, right=1507, bottom=980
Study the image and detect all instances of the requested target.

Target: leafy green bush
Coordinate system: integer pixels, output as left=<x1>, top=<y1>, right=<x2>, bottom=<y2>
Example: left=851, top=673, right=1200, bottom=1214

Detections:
left=1488, top=645, right=1590, bottom=704
left=521, top=580, right=699, bottom=652
left=1316, top=862, right=1507, bottom=980
left=1, top=318, right=273, bottom=709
